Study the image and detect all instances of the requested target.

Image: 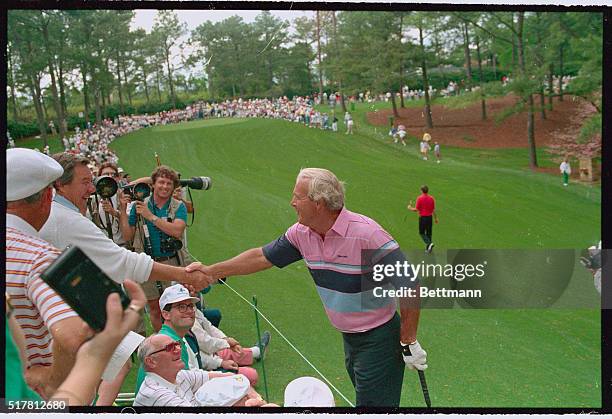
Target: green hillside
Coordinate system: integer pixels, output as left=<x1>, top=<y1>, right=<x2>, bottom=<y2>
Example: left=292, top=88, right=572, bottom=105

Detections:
left=108, top=114, right=600, bottom=407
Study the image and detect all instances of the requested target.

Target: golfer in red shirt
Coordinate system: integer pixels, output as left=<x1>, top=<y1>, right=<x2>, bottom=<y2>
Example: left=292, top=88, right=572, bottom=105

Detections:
left=407, top=185, right=438, bottom=253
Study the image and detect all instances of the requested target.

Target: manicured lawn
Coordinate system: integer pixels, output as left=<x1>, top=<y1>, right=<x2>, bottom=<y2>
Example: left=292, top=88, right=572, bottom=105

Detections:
left=108, top=113, right=599, bottom=407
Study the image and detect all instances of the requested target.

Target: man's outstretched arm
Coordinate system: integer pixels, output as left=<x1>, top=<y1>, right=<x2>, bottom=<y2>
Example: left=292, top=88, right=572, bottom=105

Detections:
left=185, top=247, right=273, bottom=280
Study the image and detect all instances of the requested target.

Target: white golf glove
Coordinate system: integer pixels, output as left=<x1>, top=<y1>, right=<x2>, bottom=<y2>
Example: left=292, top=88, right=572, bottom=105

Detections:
left=402, top=340, right=428, bottom=370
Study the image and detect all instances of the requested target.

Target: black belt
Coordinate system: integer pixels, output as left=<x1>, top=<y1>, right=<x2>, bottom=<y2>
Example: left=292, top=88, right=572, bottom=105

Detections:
left=154, top=254, right=178, bottom=262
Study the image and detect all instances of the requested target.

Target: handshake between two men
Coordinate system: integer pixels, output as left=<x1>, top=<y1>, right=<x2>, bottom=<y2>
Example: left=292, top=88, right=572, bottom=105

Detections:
left=179, top=246, right=275, bottom=292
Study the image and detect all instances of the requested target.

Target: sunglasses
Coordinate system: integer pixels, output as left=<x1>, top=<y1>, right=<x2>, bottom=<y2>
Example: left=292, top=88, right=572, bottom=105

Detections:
left=147, top=340, right=181, bottom=357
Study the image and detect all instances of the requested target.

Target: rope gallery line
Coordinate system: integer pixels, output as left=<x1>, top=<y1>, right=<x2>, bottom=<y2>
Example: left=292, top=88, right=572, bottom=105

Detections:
left=186, top=250, right=355, bottom=407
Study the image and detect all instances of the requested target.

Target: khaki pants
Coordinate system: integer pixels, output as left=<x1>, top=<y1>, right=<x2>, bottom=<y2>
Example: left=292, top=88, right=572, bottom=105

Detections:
left=135, top=255, right=181, bottom=336
left=142, top=255, right=181, bottom=300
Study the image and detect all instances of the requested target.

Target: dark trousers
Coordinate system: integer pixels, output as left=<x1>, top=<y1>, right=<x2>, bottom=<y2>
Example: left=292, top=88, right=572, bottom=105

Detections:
left=342, top=313, right=405, bottom=407
left=419, top=215, right=433, bottom=246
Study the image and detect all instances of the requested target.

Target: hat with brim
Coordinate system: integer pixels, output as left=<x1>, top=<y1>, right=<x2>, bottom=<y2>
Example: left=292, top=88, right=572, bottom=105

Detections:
left=195, top=374, right=250, bottom=407
left=284, top=376, right=335, bottom=407
left=7, top=148, right=64, bottom=201
left=423, top=133, right=431, bottom=142
left=159, top=284, right=199, bottom=311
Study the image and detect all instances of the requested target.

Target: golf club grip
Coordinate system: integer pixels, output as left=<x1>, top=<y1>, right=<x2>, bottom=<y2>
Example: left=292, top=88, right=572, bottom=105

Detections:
left=418, top=370, right=431, bottom=408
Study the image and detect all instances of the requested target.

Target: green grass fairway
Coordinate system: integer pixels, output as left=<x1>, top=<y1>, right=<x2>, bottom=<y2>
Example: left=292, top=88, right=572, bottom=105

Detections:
left=108, top=111, right=600, bottom=407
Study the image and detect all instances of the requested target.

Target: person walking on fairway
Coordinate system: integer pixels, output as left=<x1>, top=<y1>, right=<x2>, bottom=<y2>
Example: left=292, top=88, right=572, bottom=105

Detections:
left=434, top=142, right=441, bottom=163
left=407, top=185, right=438, bottom=253
left=346, top=115, right=354, bottom=135
left=421, top=133, right=431, bottom=160
left=560, top=157, right=571, bottom=186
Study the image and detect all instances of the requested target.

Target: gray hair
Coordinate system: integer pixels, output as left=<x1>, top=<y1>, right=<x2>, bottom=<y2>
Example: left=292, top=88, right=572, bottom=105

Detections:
left=137, top=335, right=158, bottom=369
left=7, top=184, right=53, bottom=207
left=297, top=168, right=345, bottom=211
left=52, top=153, right=90, bottom=186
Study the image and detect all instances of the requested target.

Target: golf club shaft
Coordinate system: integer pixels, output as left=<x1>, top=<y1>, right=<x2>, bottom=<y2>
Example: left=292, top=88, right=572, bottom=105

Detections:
left=418, top=370, right=431, bottom=408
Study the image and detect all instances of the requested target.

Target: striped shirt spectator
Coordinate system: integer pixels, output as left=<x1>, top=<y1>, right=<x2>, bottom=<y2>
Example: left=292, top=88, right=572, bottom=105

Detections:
left=6, top=214, right=78, bottom=367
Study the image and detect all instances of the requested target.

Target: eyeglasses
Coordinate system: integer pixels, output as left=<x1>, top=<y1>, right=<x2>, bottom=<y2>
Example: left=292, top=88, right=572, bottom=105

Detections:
left=147, top=341, right=181, bottom=357
left=174, top=303, right=196, bottom=313
left=102, top=172, right=118, bottom=177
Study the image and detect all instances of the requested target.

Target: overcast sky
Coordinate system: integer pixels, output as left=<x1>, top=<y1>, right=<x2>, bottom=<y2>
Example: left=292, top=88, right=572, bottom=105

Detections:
left=131, top=10, right=311, bottom=33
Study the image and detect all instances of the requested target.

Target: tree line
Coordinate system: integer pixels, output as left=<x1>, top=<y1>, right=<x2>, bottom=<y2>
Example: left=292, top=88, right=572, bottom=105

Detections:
left=7, top=10, right=602, bottom=167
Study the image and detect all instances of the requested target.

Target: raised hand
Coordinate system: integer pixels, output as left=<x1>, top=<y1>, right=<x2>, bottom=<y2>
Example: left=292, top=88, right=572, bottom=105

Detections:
left=101, top=199, right=117, bottom=218
left=135, top=201, right=153, bottom=220
left=117, top=190, right=130, bottom=212
left=78, top=280, right=146, bottom=360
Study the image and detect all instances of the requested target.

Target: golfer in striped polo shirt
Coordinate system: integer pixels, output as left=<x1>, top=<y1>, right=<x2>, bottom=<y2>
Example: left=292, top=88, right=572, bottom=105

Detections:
left=186, top=168, right=427, bottom=407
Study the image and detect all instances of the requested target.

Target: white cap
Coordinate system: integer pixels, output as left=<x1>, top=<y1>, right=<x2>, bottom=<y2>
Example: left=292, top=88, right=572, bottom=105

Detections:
left=159, top=284, right=199, bottom=311
left=195, top=374, right=250, bottom=407
left=284, top=377, right=335, bottom=407
left=7, top=148, right=64, bottom=201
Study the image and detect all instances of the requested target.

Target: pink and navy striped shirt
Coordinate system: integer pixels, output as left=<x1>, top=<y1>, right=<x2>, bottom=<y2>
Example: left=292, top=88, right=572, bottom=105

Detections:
left=263, top=207, right=408, bottom=333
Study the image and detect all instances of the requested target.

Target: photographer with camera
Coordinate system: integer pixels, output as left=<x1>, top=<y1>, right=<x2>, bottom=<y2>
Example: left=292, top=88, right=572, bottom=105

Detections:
left=39, top=153, right=214, bottom=315
left=38, top=153, right=213, bottom=403
left=120, top=165, right=190, bottom=332
left=94, top=162, right=129, bottom=247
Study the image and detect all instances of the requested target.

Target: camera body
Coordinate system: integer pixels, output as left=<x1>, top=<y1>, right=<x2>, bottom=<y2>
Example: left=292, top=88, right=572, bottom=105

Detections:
left=121, top=182, right=152, bottom=201
left=160, top=234, right=183, bottom=254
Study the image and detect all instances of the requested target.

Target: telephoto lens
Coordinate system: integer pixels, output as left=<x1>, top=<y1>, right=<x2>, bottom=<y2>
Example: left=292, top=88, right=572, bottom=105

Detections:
left=179, top=176, right=212, bottom=190
left=94, top=176, right=118, bottom=199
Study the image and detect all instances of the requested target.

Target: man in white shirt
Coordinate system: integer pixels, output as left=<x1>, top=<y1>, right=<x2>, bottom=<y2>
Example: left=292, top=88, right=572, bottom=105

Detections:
left=134, top=334, right=232, bottom=406
left=39, top=153, right=212, bottom=290
left=135, top=331, right=267, bottom=406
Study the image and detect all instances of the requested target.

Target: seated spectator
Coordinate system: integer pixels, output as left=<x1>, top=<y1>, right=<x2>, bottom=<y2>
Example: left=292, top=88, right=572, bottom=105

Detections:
left=134, top=284, right=265, bottom=392
left=191, top=302, right=270, bottom=386
left=199, top=285, right=222, bottom=328
left=135, top=334, right=267, bottom=407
